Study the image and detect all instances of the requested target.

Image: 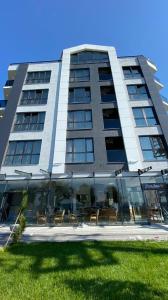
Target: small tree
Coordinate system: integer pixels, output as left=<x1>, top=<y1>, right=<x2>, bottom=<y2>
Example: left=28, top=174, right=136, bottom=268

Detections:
left=5, top=190, right=29, bottom=246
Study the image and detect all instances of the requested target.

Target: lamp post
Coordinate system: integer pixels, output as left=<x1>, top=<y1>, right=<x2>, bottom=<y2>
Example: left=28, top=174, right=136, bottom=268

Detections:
left=137, top=166, right=152, bottom=224
left=40, top=169, right=52, bottom=217
left=115, top=165, right=127, bottom=224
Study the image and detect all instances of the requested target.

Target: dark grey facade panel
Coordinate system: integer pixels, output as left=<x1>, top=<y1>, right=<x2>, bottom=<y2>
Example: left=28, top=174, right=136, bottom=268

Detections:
left=138, top=56, right=168, bottom=145
left=65, top=61, right=127, bottom=173
left=0, top=64, right=28, bottom=167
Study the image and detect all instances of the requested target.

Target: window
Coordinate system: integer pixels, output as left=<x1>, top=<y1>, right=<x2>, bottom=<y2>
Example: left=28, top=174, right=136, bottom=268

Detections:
left=123, top=66, right=143, bottom=79
left=69, top=87, right=91, bottom=104
left=66, top=138, right=94, bottom=163
left=13, top=112, right=45, bottom=132
left=103, top=109, right=121, bottom=129
left=100, top=86, right=116, bottom=102
left=68, top=110, right=92, bottom=129
left=71, top=51, right=109, bottom=64
left=133, top=107, right=158, bottom=127
left=70, top=69, right=90, bottom=82
left=127, top=84, right=149, bottom=100
left=4, top=140, right=41, bottom=166
left=20, top=89, right=48, bottom=105
left=139, top=136, right=168, bottom=161
left=25, top=71, right=51, bottom=84
left=99, top=68, right=112, bottom=81
left=105, top=137, right=126, bottom=162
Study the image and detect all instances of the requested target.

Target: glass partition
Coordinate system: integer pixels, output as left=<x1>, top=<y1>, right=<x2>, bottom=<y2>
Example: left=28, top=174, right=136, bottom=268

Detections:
left=3, top=180, right=28, bottom=222
left=120, top=177, right=146, bottom=223
left=94, top=177, right=121, bottom=224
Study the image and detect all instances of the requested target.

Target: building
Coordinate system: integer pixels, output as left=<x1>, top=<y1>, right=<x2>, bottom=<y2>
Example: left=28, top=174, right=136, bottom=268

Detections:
left=0, top=44, right=168, bottom=225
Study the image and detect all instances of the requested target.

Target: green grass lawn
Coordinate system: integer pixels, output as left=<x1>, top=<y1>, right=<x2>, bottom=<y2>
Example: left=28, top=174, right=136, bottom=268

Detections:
left=0, top=241, right=168, bottom=300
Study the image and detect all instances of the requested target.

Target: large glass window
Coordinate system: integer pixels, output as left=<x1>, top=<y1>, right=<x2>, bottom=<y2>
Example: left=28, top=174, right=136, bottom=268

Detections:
left=13, top=112, right=45, bottom=132
left=123, top=66, right=143, bottom=79
left=68, top=110, right=92, bottom=129
left=25, top=71, right=51, bottom=84
left=4, top=140, right=42, bottom=166
left=133, top=107, right=158, bottom=127
left=69, top=69, right=90, bottom=82
left=20, top=89, right=48, bottom=105
left=139, top=136, right=168, bottom=160
left=69, top=87, right=91, bottom=104
left=100, top=86, right=116, bottom=102
left=71, top=51, right=109, bottom=64
left=127, top=84, right=149, bottom=100
left=66, top=138, right=94, bottom=163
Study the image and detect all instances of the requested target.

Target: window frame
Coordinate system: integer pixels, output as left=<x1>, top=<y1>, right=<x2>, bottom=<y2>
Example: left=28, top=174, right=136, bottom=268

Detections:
left=13, top=112, right=45, bottom=132
left=127, top=84, right=150, bottom=100
left=133, top=107, right=158, bottom=127
left=69, top=68, right=90, bottom=82
left=25, top=71, right=51, bottom=84
left=139, top=135, right=168, bottom=161
left=66, top=138, right=94, bottom=163
left=20, top=89, right=48, bottom=105
left=67, top=110, right=92, bottom=130
left=123, top=66, right=143, bottom=79
left=70, top=51, right=109, bottom=64
left=68, top=87, right=91, bottom=104
left=4, top=140, right=42, bottom=166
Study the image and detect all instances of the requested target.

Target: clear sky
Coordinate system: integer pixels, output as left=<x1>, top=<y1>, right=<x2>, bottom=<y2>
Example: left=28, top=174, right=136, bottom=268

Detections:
left=0, top=0, right=168, bottom=100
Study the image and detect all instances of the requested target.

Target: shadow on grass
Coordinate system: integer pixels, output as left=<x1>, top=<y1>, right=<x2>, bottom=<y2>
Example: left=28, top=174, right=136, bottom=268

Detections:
left=64, top=278, right=167, bottom=300
left=3, top=241, right=168, bottom=278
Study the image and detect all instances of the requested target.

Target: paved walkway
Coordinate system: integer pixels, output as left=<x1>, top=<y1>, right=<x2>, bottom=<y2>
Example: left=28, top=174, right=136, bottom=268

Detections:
left=0, top=224, right=168, bottom=246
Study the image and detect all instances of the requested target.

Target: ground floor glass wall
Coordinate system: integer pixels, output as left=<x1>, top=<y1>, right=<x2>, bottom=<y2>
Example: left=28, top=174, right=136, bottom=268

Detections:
left=0, top=175, right=168, bottom=225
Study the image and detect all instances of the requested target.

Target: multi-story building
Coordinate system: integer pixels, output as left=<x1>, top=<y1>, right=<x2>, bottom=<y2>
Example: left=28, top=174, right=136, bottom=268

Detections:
left=0, top=44, right=168, bottom=225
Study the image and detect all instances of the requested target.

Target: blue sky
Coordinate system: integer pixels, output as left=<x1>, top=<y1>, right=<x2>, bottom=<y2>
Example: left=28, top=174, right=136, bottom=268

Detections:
left=0, top=0, right=168, bottom=99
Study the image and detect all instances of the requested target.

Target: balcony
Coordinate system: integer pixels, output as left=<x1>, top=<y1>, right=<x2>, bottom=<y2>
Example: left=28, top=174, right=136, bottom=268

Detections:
left=129, top=94, right=149, bottom=101
left=5, top=80, right=14, bottom=87
left=147, top=58, right=157, bottom=72
left=104, top=119, right=121, bottom=129
left=107, top=150, right=127, bottom=163
left=154, top=76, right=164, bottom=89
left=101, top=94, right=116, bottom=102
left=0, top=100, right=7, bottom=108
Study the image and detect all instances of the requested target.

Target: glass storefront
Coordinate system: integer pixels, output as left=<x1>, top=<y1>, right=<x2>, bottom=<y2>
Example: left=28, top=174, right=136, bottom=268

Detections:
left=0, top=175, right=168, bottom=225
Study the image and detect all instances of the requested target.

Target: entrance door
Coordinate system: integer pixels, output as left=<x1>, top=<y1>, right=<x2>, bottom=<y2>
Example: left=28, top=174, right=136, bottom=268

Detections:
left=144, top=189, right=168, bottom=223
left=157, top=190, right=168, bottom=223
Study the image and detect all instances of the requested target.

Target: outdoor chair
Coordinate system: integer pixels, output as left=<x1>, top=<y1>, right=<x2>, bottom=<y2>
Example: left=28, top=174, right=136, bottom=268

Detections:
left=68, top=211, right=78, bottom=224
left=54, top=210, right=65, bottom=224
left=89, top=209, right=99, bottom=225
left=100, top=208, right=117, bottom=223
left=37, top=212, right=47, bottom=225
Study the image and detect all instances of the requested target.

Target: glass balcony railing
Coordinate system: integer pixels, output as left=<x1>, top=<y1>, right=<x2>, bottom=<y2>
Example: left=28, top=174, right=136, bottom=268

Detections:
left=107, top=150, right=127, bottom=163
left=5, top=80, right=14, bottom=87
left=129, top=94, right=149, bottom=101
left=160, top=95, right=168, bottom=103
left=104, top=119, right=121, bottom=129
left=101, top=94, right=116, bottom=102
left=124, top=73, right=143, bottom=79
left=0, top=100, right=7, bottom=108
left=99, top=74, right=113, bottom=81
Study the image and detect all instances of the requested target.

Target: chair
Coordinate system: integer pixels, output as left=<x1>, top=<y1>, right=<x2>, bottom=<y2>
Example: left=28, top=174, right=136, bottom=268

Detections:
left=108, top=209, right=118, bottom=223
left=89, top=209, right=99, bottom=225
left=37, top=211, right=47, bottom=225
left=147, top=208, right=162, bottom=222
left=54, top=210, right=65, bottom=224
left=68, top=211, right=78, bottom=224
left=100, top=208, right=117, bottom=223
